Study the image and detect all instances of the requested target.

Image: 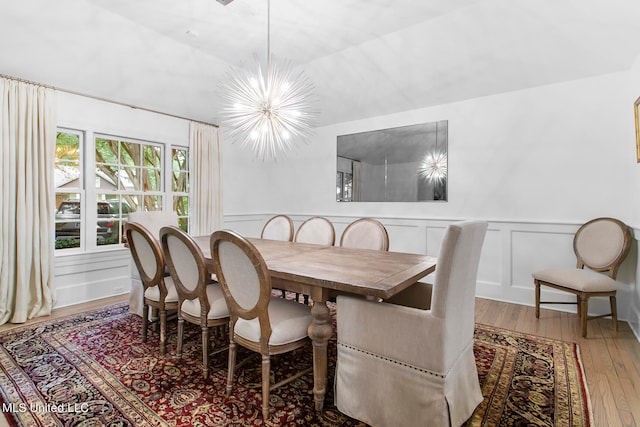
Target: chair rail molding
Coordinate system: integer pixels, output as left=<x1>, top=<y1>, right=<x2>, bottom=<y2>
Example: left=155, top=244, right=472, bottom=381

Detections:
left=51, top=214, right=639, bottom=342
left=224, top=213, right=640, bottom=341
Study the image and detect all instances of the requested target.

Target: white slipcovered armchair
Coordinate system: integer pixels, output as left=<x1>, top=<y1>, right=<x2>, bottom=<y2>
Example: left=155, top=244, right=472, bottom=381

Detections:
left=335, top=220, right=488, bottom=427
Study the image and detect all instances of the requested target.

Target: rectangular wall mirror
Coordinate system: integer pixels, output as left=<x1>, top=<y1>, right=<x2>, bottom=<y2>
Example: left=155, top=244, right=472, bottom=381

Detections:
left=337, top=120, right=448, bottom=202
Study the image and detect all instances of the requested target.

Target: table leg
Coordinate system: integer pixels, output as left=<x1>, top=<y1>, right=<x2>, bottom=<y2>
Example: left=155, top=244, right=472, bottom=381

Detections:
left=308, top=294, right=332, bottom=412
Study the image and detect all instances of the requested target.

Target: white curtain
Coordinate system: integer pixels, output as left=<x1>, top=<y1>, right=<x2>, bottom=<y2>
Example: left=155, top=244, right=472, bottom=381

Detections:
left=0, top=78, right=56, bottom=324
left=189, top=122, right=223, bottom=236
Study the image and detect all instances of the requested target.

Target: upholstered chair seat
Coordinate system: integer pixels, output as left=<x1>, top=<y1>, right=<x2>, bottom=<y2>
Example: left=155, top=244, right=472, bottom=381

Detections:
left=143, top=277, right=179, bottom=303
left=234, top=297, right=312, bottom=345
left=532, top=217, right=632, bottom=338
left=533, top=268, right=618, bottom=292
left=180, top=284, right=229, bottom=319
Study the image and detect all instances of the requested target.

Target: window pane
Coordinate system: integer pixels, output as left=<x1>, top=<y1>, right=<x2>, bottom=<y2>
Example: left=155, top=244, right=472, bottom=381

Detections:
left=119, top=167, right=140, bottom=191
left=120, top=141, right=140, bottom=166
left=143, top=195, right=162, bottom=211
left=95, top=138, right=119, bottom=164
left=143, top=168, right=161, bottom=191
left=55, top=132, right=80, bottom=190
left=172, top=171, right=188, bottom=192
left=172, top=148, right=188, bottom=170
left=144, top=145, right=162, bottom=168
left=123, top=195, right=140, bottom=213
left=173, top=196, right=189, bottom=217
left=178, top=217, right=189, bottom=233
left=96, top=198, right=118, bottom=246
left=55, top=193, right=81, bottom=249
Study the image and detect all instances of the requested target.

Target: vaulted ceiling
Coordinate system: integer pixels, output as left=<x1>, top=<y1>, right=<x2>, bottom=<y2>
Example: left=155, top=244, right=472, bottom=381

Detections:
left=2, top=0, right=640, bottom=127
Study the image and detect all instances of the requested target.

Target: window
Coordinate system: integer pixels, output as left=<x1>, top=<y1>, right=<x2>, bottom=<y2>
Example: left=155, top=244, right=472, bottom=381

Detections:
left=55, top=129, right=189, bottom=251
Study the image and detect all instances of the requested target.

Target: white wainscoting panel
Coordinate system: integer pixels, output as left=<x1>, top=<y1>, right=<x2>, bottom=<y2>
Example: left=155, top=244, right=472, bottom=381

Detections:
left=54, top=248, right=131, bottom=308
left=53, top=215, right=640, bottom=341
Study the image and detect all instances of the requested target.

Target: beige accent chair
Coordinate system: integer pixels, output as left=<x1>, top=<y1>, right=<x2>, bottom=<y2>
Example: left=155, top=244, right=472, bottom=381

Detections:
left=340, top=218, right=389, bottom=251
left=211, top=230, right=313, bottom=421
left=124, top=222, right=178, bottom=355
left=261, top=215, right=294, bottom=241
left=127, top=211, right=179, bottom=318
left=532, top=217, right=631, bottom=338
left=294, top=216, right=335, bottom=246
left=160, top=226, right=229, bottom=379
left=335, top=220, right=488, bottom=427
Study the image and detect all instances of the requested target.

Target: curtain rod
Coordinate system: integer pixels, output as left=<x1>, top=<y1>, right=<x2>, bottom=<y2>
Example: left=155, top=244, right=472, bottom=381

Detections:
left=0, top=73, right=219, bottom=128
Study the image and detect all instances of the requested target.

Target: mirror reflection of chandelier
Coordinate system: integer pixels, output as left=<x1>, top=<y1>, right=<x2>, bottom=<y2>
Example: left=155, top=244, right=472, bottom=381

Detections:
left=218, top=0, right=319, bottom=161
left=418, top=122, right=448, bottom=183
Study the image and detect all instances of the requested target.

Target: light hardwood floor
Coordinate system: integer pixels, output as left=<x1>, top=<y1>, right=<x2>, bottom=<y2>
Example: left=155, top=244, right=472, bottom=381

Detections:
left=475, top=298, right=640, bottom=427
left=1, top=296, right=639, bottom=426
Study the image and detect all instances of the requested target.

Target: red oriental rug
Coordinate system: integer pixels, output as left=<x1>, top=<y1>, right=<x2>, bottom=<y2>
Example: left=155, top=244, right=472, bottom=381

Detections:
left=0, top=303, right=592, bottom=426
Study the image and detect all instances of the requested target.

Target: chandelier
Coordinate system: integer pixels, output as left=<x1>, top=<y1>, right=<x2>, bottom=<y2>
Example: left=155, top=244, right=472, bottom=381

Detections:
left=418, top=122, right=448, bottom=183
left=218, top=0, right=318, bottom=161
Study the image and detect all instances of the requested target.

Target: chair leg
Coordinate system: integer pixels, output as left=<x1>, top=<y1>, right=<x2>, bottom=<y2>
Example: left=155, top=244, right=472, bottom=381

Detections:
left=142, top=304, right=149, bottom=342
left=261, top=354, right=270, bottom=420
left=159, top=309, right=167, bottom=356
left=610, top=295, right=618, bottom=334
left=177, top=318, right=184, bottom=360
left=580, top=295, right=589, bottom=338
left=150, top=307, right=159, bottom=332
left=576, top=295, right=582, bottom=319
left=202, top=323, right=209, bottom=379
left=226, top=340, right=237, bottom=397
left=281, top=290, right=286, bottom=298
left=534, top=282, right=540, bottom=318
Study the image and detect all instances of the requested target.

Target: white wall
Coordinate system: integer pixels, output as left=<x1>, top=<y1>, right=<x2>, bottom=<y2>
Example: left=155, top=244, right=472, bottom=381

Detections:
left=225, top=71, right=633, bottom=222
left=223, top=70, right=640, bottom=337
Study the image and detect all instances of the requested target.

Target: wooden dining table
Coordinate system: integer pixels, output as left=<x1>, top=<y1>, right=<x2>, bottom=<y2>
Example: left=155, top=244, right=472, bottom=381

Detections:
left=193, top=235, right=437, bottom=411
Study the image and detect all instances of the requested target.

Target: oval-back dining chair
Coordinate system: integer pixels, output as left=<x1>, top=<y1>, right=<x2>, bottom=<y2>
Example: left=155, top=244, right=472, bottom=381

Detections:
left=211, top=230, right=312, bottom=421
left=340, top=218, right=389, bottom=251
left=293, top=217, right=335, bottom=304
left=294, top=217, right=335, bottom=246
left=261, top=215, right=294, bottom=241
left=532, top=217, right=632, bottom=338
left=160, top=226, right=229, bottom=379
left=125, top=222, right=178, bottom=355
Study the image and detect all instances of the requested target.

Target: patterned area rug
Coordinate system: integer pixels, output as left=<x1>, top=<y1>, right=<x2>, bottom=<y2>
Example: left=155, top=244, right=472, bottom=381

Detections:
left=0, top=302, right=592, bottom=426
